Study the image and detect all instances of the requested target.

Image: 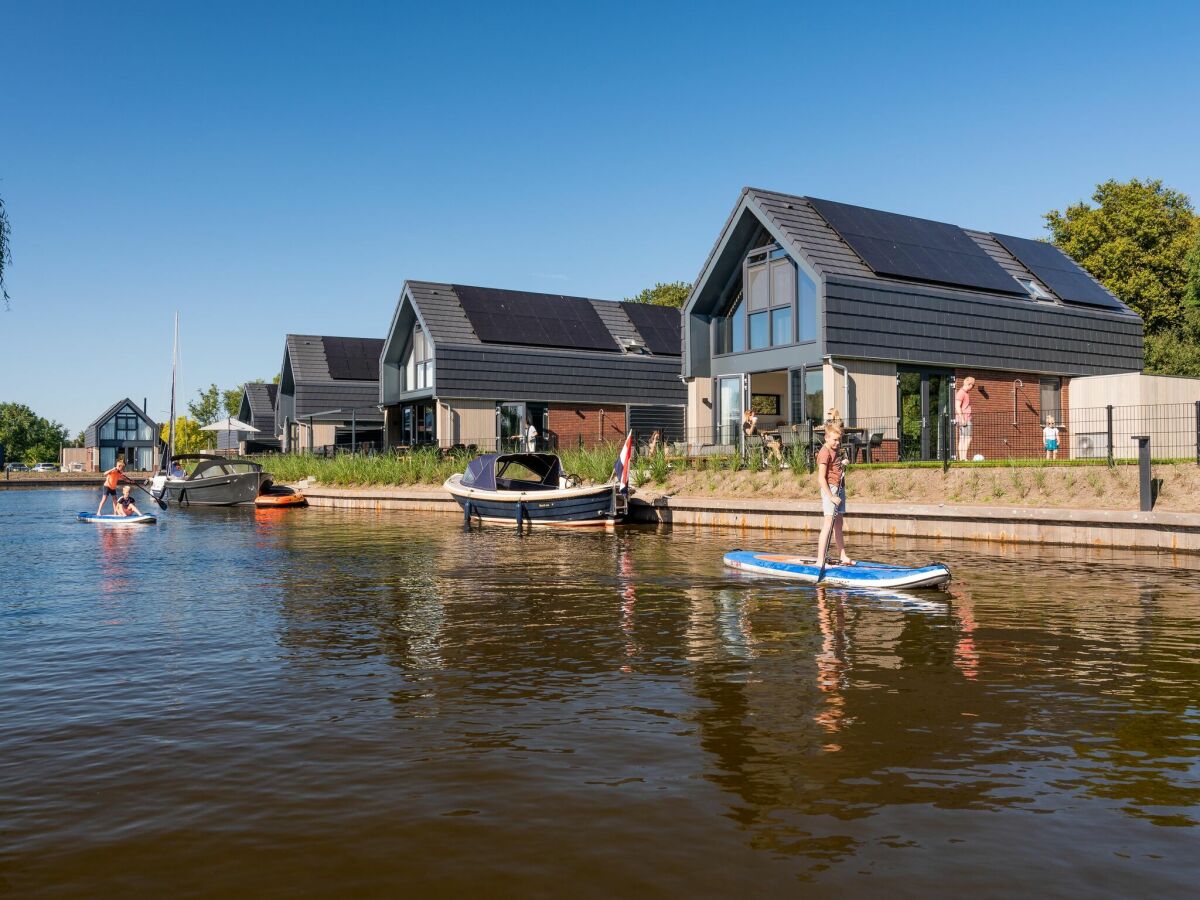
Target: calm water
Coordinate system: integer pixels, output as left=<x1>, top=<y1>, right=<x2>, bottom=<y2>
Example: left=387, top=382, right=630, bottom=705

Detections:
left=3, top=489, right=1199, bottom=897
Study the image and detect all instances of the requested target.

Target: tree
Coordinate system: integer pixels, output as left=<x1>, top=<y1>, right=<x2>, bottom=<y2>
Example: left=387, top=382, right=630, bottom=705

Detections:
left=223, top=386, right=243, bottom=419
left=0, top=403, right=69, bottom=464
left=0, top=194, right=11, bottom=311
left=161, top=416, right=210, bottom=453
left=1044, top=179, right=1198, bottom=335
left=187, top=384, right=222, bottom=426
left=624, top=280, right=692, bottom=308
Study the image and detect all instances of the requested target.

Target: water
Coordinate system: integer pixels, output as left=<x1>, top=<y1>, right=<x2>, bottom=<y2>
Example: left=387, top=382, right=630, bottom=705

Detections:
left=3, top=489, right=1199, bottom=897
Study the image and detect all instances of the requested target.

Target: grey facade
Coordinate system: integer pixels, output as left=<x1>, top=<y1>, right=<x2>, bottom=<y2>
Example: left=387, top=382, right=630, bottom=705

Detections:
left=277, top=335, right=384, bottom=451
left=380, top=281, right=686, bottom=448
left=218, top=382, right=281, bottom=452
left=85, top=398, right=161, bottom=471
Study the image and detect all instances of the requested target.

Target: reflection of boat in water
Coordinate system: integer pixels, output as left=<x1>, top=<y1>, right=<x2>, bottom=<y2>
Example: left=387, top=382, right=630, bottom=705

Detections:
left=150, top=454, right=270, bottom=507
left=445, top=452, right=628, bottom=528
left=724, top=550, right=951, bottom=589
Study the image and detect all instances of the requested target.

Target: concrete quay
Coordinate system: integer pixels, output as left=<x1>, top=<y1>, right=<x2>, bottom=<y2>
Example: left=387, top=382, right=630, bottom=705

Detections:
left=300, top=485, right=1200, bottom=554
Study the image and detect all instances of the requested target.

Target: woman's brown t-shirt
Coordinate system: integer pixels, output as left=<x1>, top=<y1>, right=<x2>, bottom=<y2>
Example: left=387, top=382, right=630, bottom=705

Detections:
left=816, top=445, right=843, bottom=488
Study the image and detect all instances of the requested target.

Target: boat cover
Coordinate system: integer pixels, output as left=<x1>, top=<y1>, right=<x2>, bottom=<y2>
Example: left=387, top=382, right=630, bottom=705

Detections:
left=461, top=453, right=563, bottom=491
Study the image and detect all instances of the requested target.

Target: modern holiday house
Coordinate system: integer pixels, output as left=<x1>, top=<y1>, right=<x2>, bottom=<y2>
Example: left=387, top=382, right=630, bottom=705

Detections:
left=276, top=335, right=385, bottom=452
left=82, top=398, right=162, bottom=471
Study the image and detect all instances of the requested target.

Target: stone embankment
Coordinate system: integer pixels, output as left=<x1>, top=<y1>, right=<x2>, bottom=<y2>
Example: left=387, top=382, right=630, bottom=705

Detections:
left=298, top=484, right=1200, bottom=554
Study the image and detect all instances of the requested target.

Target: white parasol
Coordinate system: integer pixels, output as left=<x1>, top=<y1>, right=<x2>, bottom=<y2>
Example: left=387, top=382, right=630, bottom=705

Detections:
left=200, top=417, right=260, bottom=433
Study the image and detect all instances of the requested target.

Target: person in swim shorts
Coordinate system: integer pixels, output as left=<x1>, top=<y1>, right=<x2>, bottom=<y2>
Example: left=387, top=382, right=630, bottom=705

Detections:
left=814, top=424, right=853, bottom=571
left=96, top=459, right=127, bottom=515
left=114, top=485, right=143, bottom=517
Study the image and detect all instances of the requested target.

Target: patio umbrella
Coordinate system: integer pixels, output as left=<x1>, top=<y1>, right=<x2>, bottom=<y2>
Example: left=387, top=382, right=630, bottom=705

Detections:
left=200, top=417, right=259, bottom=433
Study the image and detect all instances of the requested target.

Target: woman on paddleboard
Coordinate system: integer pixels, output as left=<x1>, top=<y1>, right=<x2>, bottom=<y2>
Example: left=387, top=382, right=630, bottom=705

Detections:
left=814, top=424, right=853, bottom=571
left=96, top=459, right=127, bottom=516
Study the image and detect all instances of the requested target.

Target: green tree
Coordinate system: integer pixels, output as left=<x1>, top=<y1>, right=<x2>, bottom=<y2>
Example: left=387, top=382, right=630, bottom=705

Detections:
left=624, top=280, right=692, bottom=308
left=0, top=403, right=69, bottom=464
left=187, top=384, right=222, bottom=426
left=0, top=194, right=11, bottom=310
left=161, top=416, right=210, bottom=453
left=223, top=386, right=243, bottom=418
left=1044, top=178, right=1197, bottom=334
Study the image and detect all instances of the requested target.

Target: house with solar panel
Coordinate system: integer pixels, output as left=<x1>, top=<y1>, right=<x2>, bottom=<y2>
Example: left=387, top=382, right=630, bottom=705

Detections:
left=378, top=282, right=685, bottom=451
left=276, top=335, right=385, bottom=452
left=681, top=188, right=1144, bottom=461
left=216, top=382, right=281, bottom=454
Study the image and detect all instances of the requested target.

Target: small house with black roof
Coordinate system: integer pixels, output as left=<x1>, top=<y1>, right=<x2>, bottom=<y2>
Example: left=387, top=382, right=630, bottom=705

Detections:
left=379, top=282, right=686, bottom=451
left=83, top=398, right=162, bottom=471
left=276, top=335, right=385, bottom=452
left=682, top=187, right=1144, bottom=461
left=216, top=382, right=281, bottom=454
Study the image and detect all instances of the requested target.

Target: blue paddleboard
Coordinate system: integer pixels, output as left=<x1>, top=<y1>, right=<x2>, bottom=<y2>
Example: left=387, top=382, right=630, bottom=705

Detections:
left=724, top=550, right=950, bottom=589
left=77, top=512, right=157, bottom=526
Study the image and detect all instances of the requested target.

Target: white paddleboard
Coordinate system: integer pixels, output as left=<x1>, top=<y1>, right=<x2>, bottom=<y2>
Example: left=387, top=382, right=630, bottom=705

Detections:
left=77, top=512, right=157, bottom=526
left=724, top=550, right=950, bottom=589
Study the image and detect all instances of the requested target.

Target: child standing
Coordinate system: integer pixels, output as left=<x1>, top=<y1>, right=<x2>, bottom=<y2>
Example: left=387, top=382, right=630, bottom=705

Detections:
left=96, top=459, right=127, bottom=515
left=1043, top=416, right=1061, bottom=460
left=814, top=424, right=853, bottom=571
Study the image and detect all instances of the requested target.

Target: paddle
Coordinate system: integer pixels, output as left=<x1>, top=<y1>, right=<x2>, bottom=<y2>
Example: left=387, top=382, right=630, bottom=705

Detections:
left=124, top=475, right=167, bottom=510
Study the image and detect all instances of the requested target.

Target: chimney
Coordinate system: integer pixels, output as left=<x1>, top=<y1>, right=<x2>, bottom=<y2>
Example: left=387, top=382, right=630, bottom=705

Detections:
left=143, top=397, right=148, bottom=415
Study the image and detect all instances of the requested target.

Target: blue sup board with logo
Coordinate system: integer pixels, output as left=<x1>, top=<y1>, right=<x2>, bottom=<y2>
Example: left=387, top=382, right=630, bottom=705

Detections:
left=77, top=512, right=158, bottom=526
left=724, top=550, right=950, bottom=589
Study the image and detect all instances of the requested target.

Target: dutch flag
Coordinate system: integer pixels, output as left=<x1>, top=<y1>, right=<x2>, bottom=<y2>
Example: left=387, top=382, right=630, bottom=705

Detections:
left=612, top=430, right=634, bottom=494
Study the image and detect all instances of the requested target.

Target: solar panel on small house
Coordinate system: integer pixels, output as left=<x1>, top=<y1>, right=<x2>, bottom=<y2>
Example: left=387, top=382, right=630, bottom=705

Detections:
left=619, top=302, right=682, bottom=356
left=322, top=337, right=383, bottom=380
left=453, top=285, right=619, bottom=352
left=808, top=197, right=1027, bottom=296
left=991, top=233, right=1126, bottom=311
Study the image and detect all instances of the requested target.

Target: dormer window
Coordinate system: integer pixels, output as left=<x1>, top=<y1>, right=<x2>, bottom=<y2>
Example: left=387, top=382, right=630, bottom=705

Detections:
left=1016, top=277, right=1053, bottom=302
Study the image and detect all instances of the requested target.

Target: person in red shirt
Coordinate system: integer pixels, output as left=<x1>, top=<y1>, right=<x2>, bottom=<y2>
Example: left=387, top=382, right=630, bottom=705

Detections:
left=955, top=376, right=976, bottom=461
left=96, top=459, right=127, bottom=516
left=814, top=424, right=853, bottom=571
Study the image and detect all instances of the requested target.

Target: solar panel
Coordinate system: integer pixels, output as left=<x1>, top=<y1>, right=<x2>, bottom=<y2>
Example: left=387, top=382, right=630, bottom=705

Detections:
left=322, top=337, right=383, bottom=381
left=808, top=197, right=1027, bottom=296
left=991, top=233, right=1126, bottom=311
left=453, top=285, right=619, bottom=352
left=619, top=302, right=682, bottom=356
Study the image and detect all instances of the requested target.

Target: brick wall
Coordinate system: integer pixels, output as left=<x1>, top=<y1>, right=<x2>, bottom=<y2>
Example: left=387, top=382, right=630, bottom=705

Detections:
left=548, top=404, right=627, bottom=450
left=954, top=369, right=1071, bottom=460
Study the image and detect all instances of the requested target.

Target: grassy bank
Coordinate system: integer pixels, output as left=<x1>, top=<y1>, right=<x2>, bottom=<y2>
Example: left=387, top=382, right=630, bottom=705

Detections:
left=260, top=448, right=1200, bottom=513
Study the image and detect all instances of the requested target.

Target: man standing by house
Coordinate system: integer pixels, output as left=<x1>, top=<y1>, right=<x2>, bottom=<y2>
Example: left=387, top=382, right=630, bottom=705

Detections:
left=955, top=376, right=975, bottom=462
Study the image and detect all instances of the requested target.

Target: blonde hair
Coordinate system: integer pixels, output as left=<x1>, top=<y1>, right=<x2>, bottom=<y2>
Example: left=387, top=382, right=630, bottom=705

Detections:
left=1046, top=415, right=1056, bottom=425
left=962, top=376, right=976, bottom=388
left=825, top=423, right=843, bottom=439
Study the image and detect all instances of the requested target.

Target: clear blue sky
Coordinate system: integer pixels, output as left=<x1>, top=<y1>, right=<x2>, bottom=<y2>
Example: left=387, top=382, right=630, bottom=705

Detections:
left=2, top=0, right=1198, bottom=433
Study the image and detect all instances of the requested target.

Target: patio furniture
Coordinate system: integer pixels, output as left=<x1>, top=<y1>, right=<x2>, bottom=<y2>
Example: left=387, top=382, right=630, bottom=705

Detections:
left=863, top=432, right=885, bottom=463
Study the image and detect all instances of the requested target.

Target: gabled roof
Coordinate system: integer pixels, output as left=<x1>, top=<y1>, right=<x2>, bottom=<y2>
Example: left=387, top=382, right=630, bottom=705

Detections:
left=688, top=187, right=1136, bottom=317
left=397, top=281, right=680, bottom=356
left=283, top=334, right=384, bottom=383
left=86, top=397, right=156, bottom=432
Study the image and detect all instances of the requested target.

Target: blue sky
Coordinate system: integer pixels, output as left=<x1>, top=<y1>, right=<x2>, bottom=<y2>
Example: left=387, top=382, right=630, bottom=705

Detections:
left=2, top=0, right=1198, bottom=432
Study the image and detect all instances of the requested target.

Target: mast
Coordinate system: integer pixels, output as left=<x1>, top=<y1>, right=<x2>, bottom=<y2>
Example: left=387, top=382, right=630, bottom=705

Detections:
left=166, top=311, right=178, bottom=470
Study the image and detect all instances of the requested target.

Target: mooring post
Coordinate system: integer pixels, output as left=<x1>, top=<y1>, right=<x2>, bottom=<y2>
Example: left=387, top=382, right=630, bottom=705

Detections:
left=1133, top=435, right=1152, bottom=511
left=1106, top=405, right=1114, bottom=467
left=941, top=412, right=951, bottom=474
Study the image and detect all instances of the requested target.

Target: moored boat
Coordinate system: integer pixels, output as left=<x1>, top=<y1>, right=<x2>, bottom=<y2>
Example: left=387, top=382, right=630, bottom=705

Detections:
left=150, top=454, right=269, bottom=507
left=444, top=452, right=628, bottom=528
left=255, top=484, right=308, bottom=508
left=723, top=550, right=951, bottom=589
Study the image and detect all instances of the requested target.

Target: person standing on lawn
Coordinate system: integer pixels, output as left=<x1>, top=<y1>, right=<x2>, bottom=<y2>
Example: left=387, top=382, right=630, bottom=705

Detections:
left=814, top=424, right=853, bottom=571
left=955, top=377, right=975, bottom=461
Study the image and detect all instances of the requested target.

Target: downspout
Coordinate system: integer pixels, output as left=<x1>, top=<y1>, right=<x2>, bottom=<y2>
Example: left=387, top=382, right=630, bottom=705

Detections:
left=826, top=356, right=850, bottom=419
left=1012, top=379, right=1023, bottom=426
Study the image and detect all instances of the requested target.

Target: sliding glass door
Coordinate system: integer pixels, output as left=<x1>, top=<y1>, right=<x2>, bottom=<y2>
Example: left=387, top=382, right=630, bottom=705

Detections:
left=898, top=367, right=951, bottom=460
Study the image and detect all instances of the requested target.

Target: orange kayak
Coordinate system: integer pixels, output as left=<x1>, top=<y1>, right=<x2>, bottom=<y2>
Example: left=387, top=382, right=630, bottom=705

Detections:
left=255, top=487, right=308, bottom=508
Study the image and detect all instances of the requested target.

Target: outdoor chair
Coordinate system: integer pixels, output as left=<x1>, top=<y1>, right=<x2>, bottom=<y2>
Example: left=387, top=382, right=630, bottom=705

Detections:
left=863, top=432, right=885, bottom=463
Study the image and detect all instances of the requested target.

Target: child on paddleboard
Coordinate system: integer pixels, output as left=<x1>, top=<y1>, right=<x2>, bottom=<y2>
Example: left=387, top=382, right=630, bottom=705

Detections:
left=114, top=485, right=144, bottom=518
left=815, top=424, right=853, bottom=571
left=96, top=459, right=127, bottom=515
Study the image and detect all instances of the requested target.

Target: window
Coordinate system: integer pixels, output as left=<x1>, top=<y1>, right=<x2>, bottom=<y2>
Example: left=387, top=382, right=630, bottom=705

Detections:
left=798, top=270, right=818, bottom=342
left=749, top=312, right=770, bottom=349
left=771, top=307, right=792, bottom=345
left=403, top=325, right=434, bottom=391
left=803, top=367, right=824, bottom=424
left=115, top=412, right=140, bottom=441
left=714, top=245, right=812, bottom=354
left=1040, top=377, right=1062, bottom=422
left=1017, top=277, right=1053, bottom=301
left=717, top=377, right=742, bottom=444
left=714, top=291, right=743, bottom=355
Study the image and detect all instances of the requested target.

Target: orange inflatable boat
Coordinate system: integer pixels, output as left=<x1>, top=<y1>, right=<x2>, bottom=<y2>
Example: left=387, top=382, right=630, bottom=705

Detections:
left=255, top=485, right=308, bottom=508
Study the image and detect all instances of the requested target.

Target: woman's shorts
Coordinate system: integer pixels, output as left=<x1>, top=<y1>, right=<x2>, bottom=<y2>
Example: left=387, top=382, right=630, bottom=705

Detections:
left=1045, top=439, right=1059, bottom=451
left=822, top=486, right=846, bottom=517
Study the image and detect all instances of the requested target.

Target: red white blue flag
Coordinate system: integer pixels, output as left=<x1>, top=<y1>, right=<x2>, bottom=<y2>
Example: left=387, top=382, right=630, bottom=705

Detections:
left=612, top=430, right=634, bottom=493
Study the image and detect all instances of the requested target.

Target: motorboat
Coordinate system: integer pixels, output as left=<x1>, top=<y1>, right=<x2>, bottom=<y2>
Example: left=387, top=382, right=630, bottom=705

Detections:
left=444, top=452, right=628, bottom=528
left=150, top=454, right=270, bottom=507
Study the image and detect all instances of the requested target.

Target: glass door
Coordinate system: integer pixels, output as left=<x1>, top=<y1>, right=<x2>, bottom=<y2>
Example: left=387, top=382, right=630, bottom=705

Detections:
left=716, top=377, right=742, bottom=445
left=498, top=402, right=525, bottom=451
left=898, top=368, right=952, bottom=460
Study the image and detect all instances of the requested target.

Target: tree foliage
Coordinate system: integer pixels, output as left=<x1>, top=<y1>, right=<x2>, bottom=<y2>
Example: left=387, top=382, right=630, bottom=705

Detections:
left=624, top=280, right=692, bottom=308
left=223, top=387, right=243, bottom=419
left=187, top=384, right=222, bottom=426
left=160, top=416, right=211, bottom=453
left=0, top=194, right=11, bottom=311
left=0, top=403, right=69, bottom=464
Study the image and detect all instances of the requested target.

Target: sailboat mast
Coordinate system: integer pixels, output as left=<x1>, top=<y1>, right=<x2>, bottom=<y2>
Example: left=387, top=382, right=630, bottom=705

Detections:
left=166, top=311, right=178, bottom=468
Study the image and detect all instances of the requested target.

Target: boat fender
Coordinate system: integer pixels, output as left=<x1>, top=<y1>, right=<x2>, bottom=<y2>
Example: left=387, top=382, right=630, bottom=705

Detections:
left=463, top=501, right=474, bottom=529
left=516, top=500, right=524, bottom=534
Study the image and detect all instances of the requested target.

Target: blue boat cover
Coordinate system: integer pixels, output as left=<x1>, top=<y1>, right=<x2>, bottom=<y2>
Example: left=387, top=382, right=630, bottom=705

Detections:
left=461, top=453, right=563, bottom=491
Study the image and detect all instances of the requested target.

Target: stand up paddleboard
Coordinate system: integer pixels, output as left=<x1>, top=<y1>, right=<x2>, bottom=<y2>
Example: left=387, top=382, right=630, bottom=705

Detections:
left=77, top=512, right=158, bottom=526
left=724, top=550, right=950, bottom=589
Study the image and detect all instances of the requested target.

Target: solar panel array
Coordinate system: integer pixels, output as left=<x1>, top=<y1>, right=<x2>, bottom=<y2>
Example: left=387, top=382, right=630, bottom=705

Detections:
left=991, top=233, right=1126, bottom=311
left=620, top=302, right=682, bottom=356
left=453, top=285, right=619, bottom=352
left=808, top=197, right=1027, bottom=296
left=322, top=336, right=384, bottom=381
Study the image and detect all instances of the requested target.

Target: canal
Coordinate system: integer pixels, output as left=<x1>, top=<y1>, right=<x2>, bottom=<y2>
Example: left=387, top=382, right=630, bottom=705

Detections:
left=3, top=489, right=1199, bottom=896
